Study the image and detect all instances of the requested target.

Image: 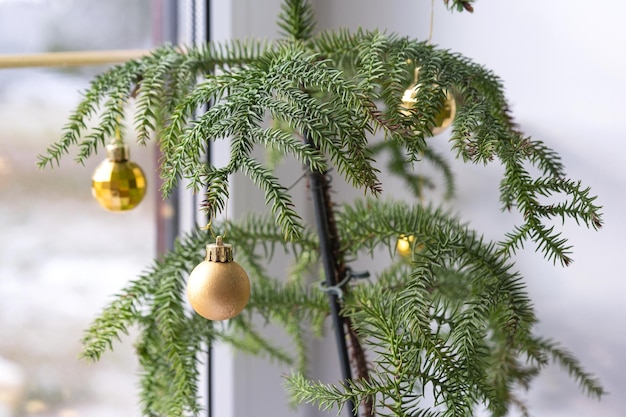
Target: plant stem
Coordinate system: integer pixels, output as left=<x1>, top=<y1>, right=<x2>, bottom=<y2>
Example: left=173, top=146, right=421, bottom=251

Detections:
left=305, top=134, right=373, bottom=417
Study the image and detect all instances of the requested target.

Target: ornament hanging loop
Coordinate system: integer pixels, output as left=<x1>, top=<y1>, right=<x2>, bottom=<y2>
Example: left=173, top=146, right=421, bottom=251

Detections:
left=202, top=220, right=218, bottom=239
left=428, top=0, right=435, bottom=44
left=111, top=101, right=125, bottom=146
left=200, top=197, right=229, bottom=239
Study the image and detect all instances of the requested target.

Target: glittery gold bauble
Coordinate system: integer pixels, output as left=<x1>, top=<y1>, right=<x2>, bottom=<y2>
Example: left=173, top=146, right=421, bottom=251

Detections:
left=401, top=69, right=456, bottom=136
left=187, top=236, right=250, bottom=321
left=396, top=234, right=415, bottom=258
left=91, top=143, right=146, bottom=211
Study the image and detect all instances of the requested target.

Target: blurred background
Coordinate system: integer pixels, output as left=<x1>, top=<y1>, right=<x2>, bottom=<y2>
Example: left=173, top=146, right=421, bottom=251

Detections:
left=0, top=1, right=154, bottom=416
left=0, top=1, right=624, bottom=417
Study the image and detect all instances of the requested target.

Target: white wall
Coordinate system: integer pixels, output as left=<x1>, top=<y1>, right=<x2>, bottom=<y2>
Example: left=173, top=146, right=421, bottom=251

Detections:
left=426, top=3, right=626, bottom=417
left=213, top=1, right=626, bottom=417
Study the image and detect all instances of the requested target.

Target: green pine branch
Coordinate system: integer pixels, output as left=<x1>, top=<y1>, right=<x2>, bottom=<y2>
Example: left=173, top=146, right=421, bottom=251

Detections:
left=444, top=0, right=476, bottom=13
left=286, top=196, right=601, bottom=414
left=277, top=0, right=316, bottom=40
left=370, top=139, right=456, bottom=201
left=523, top=336, right=605, bottom=400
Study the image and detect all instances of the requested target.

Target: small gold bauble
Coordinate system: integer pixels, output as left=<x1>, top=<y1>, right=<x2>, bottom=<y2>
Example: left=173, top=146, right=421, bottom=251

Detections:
left=431, top=90, right=456, bottom=135
left=187, top=236, right=250, bottom=321
left=400, top=68, right=456, bottom=136
left=396, top=234, right=415, bottom=258
left=91, top=143, right=146, bottom=211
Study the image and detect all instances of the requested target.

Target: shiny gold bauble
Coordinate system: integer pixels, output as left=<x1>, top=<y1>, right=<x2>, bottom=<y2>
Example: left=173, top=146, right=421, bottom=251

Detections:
left=431, top=90, right=456, bottom=135
left=91, top=143, right=146, bottom=211
left=401, top=69, right=456, bottom=136
left=396, top=234, right=415, bottom=258
left=187, top=236, right=250, bottom=321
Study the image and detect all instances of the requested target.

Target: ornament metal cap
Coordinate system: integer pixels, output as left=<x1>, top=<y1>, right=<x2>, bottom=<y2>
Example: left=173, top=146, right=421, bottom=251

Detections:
left=205, top=236, right=233, bottom=262
left=106, top=143, right=130, bottom=162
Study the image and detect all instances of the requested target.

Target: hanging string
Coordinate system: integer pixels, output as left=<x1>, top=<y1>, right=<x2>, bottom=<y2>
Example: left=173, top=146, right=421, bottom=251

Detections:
left=287, top=171, right=308, bottom=191
left=408, top=0, right=435, bottom=82
left=112, top=102, right=125, bottom=145
left=113, top=124, right=123, bottom=144
left=428, top=0, right=436, bottom=44
left=201, top=221, right=217, bottom=238
left=202, top=197, right=229, bottom=240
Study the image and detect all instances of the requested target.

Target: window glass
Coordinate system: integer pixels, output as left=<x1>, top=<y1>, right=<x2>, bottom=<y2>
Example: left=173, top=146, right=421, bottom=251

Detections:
left=0, top=1, right=154, bottom=416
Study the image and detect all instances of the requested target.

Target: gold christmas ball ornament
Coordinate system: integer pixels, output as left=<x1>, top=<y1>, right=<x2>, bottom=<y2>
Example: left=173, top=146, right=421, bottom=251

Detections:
left=396, top=234, right=415, bottom=258
left=91, top=143, right=146, bottom=211
left=432, top=90, right=456, bottom=135
left=186, top=236, right=251, bottom=321
left=401, top=68, right=456, bottom=136
left=397, top=235, right=426, bottom=259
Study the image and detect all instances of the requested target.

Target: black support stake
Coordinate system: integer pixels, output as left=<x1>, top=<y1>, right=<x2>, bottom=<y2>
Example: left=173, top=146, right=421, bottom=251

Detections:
left=305, top=135, right=357, bottom=417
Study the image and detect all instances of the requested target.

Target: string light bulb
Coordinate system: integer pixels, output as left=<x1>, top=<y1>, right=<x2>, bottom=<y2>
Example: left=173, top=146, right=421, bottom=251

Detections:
left=187, top=236, right=250, bottom=321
